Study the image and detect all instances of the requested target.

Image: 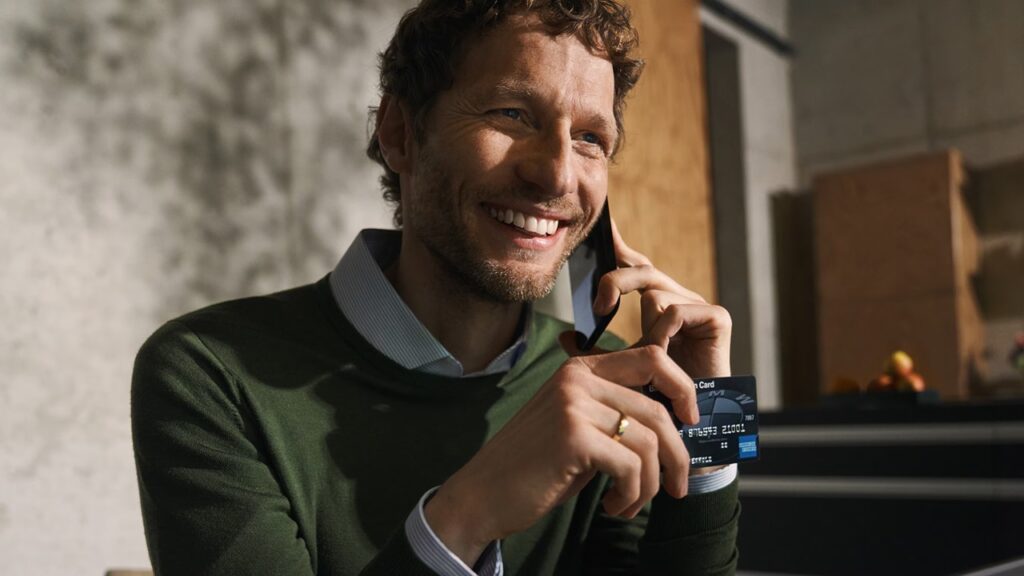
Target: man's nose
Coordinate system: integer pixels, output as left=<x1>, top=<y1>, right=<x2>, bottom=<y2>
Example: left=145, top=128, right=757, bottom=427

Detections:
left=514, top=129, right=578, bottom=198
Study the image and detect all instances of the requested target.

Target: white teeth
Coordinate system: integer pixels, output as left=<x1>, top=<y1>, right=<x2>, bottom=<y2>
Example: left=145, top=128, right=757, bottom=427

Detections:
left=488, top=207, right=560, bottom=236
left=525, top=216, right=539, bottom=233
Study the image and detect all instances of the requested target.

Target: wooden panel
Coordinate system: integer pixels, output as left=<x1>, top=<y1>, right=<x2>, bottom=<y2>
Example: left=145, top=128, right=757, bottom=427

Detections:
left=608, top=0, right=715, bottom=345
left=814, top=150, right=983, bottom=399
left=813, top=152, right=960, bottom=303
left=818, top=294, right=961, bottom=398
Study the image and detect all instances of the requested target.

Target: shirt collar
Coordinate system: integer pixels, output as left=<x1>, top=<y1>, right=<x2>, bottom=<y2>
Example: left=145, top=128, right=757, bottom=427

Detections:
left=329, top=229, right=529, bottom=377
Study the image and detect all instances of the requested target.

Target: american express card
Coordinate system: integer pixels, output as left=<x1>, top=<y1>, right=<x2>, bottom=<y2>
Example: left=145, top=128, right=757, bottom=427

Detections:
left=645, top=375, right=759, bottom=468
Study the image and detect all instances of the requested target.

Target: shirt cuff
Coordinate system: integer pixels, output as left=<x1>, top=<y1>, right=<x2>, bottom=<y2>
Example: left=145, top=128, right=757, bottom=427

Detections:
left=404, top=487, right=503, bottom=576
left=687, top=463, right=738, bottom=495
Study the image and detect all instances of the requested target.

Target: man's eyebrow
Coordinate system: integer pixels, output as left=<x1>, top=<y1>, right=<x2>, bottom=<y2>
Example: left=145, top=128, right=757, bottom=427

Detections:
left=487, top=80, right=537, bottom=101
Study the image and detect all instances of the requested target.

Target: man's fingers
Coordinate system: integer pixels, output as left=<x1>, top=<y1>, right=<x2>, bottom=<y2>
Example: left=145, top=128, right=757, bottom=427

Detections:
left=621, top=421, right=660, bottom=517
left=580, top=416, right=665, bottom=516
left=572, top=346, right=699, bottom=425
left=642, top=302, right=733, bottom=351
left=639, top=289, right=693, bottom=336
left=610, top=217, right=651, bottom=268
left=583, top=378, right=690, bottom=498
left=589, top=398, right=663, bottom=512
left=580, top=425, right=642, bottom=516
left=593, top=265, right=706, bottom=315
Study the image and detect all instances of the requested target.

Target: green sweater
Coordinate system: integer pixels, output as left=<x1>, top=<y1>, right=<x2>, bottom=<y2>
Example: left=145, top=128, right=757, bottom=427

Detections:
left=132, top=276, right=739, bottom=575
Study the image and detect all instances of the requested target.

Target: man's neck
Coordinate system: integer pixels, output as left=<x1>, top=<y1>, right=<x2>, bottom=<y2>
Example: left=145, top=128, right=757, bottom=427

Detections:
left=385, top=239, right=525, bottom=375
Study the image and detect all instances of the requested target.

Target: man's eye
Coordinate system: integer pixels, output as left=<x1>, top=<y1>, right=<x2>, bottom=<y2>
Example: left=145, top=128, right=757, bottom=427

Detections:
left=497, top=108, right=522, bottom=120
left=579, top=132, right=609, bottom=155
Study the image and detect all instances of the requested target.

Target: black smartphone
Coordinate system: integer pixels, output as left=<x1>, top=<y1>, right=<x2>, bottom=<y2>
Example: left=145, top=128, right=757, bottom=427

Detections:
left=568, top=199, right=620, bottom=351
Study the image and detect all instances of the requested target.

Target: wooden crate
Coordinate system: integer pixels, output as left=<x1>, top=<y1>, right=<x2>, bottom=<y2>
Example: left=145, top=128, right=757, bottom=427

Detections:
left=813, top=150, right=983, bottom=399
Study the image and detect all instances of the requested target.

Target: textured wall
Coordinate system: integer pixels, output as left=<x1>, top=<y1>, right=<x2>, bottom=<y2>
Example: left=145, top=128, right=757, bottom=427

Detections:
left=791, top=0, right=1024, bottom=180
left=0, top=0, right=413, bottom=573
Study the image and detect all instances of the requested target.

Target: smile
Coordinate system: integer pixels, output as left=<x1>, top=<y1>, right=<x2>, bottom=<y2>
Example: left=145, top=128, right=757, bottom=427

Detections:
left=488, top=207, right=560, bottom=236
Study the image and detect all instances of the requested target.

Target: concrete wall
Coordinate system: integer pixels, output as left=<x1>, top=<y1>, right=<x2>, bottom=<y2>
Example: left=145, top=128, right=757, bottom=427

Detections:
left=0, top=1, right=413, bottom=573
left=791, top=0, right=1024, bottom=388
left=701, top=0, right=797, bottom=410
left=791, top=0, right=1024, bottom=182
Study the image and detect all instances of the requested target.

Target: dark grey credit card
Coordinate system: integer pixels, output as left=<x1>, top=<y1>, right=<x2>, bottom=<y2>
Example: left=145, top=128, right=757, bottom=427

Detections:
left=644, top=375, right=760, bottom=468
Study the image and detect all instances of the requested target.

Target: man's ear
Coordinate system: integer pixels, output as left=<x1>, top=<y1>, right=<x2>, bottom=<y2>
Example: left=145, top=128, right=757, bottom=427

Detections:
left=376, top=94, right=414, bottom=173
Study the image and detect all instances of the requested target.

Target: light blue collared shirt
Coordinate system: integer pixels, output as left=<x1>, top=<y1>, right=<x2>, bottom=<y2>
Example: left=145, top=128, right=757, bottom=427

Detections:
left=331, top=229, right=528, bottom=377
left=330, top=229, right=735, bottom=576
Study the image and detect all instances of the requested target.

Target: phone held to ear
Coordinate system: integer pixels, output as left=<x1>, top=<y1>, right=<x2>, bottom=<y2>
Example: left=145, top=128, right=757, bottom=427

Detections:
left=567, top=200, right=760, bottom=468
left=568, top=199, right=619, bottom=352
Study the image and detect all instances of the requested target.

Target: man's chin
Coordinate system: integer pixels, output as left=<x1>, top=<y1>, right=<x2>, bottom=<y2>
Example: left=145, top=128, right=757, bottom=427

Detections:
left=423, top=229, right=570, bottom=303
left=467, top=258, right=564, bottom=303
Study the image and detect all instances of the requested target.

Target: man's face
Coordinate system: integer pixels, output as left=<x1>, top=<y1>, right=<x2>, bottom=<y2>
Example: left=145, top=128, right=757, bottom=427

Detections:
left=401, top=14, right=617, bottom=302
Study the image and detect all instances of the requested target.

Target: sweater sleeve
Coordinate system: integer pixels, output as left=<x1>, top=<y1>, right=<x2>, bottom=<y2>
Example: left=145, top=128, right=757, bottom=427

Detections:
left=638, top=480, right=740, bottom=575
left=582, top=480, right=740, bottom=576
left=132, top=320, right=438, bottom=576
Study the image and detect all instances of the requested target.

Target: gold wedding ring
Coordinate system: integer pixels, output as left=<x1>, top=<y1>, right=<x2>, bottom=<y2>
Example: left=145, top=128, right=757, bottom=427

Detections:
left=611, top=413, right=630, bottom=442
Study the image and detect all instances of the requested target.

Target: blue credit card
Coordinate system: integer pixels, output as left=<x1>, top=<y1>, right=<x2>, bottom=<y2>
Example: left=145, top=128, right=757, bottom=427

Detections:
left=645, top=375, right=759, bottom=468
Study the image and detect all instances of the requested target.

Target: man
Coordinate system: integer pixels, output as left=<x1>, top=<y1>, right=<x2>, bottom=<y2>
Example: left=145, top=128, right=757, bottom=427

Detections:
left=132, top=1, right=739, bottom=575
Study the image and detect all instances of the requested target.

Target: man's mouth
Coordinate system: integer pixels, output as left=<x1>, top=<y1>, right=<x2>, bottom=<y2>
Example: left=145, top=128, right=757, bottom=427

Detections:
left=487, top=206, right=561, bottom=237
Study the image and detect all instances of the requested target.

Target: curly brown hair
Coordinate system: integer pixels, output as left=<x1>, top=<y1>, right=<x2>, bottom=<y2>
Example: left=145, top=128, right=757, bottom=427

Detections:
left=366, top=0, right=644, bottom=227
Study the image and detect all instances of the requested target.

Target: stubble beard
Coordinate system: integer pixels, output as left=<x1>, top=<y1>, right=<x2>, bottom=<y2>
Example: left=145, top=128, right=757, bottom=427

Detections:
left=405, top=149, right=585, bottom=304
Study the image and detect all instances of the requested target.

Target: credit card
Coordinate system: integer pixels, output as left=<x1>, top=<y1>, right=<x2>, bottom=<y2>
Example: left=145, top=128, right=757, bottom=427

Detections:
left=645, top=375, right=759, bottom=468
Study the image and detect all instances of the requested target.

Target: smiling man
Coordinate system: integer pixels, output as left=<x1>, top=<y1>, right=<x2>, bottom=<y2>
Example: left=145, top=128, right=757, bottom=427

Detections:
left=132, top=1, right=739, bottom=575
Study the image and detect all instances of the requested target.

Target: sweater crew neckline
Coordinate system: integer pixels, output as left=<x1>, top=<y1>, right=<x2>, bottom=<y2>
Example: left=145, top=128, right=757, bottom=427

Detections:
left=313, top=275, right=567, bottom=399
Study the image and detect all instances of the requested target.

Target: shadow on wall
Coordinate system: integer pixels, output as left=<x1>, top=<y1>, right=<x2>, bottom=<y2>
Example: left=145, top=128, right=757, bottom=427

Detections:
left=8, top=0, right=391, bottom=319
left=770, top=189, right=820, bottom=407
left=969, top=159, right=1024, bottom=321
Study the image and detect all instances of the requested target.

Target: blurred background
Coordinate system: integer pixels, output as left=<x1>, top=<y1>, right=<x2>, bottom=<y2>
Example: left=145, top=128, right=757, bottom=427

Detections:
left=1, top=0, right=1021, bottom=574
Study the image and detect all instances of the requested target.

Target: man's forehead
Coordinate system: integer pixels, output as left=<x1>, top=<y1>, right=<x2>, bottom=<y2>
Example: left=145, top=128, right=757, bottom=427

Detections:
left=454, top=15, right=615, bottom=107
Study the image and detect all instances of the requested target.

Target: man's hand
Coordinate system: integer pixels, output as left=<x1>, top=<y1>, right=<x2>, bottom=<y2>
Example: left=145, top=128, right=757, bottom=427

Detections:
left=594, top=219, right=733, bottom=379
left=424, top=345, right=699, bottom=566
left=424, top=221, right=733, bottom=565
left=594, top=220, right=733, bottom=480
